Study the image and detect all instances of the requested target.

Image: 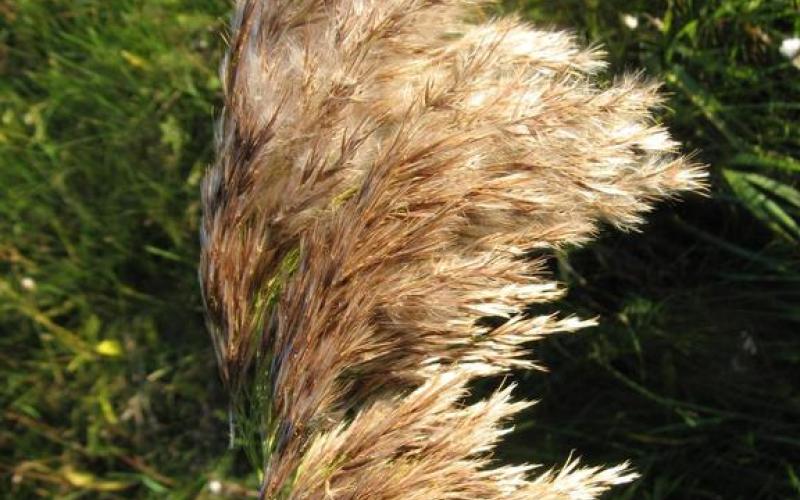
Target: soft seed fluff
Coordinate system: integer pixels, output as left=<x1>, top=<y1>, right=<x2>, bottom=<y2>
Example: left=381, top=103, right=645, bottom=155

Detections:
left=199, top=1, right=706, bottom=498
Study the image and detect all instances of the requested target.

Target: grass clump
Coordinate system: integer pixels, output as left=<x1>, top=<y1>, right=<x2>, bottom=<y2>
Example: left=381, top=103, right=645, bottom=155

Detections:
left=0, top=1, right=236, bottom=496
left=1, top=0, right=798, bottom=498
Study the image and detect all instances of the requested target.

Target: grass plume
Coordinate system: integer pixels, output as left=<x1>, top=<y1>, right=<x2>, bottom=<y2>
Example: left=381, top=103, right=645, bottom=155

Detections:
left=199, top=1, right=705, bottom=497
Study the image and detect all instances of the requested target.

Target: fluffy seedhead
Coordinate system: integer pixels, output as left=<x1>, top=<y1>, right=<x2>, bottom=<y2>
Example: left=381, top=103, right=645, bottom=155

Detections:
left=199, top=0, right=705, bottom=498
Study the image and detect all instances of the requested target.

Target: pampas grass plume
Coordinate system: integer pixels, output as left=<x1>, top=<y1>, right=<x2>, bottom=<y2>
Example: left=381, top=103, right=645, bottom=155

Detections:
left=200, top=1, right=705, bottom=497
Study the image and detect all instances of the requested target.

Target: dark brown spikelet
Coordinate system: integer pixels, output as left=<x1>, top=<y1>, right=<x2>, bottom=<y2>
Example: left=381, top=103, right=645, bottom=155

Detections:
left=199, top=0, right=706, bottom=497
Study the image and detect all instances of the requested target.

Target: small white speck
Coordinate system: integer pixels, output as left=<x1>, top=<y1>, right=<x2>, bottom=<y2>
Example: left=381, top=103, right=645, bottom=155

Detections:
left=20, top=277, right=36, bottom=291
left=621, top=14, right=639, bottom=30
left=208, top=480, right=223, bottom=494
left=741, top=331, right=757, bottom=355
left=779, top=37, right=800, bottom=60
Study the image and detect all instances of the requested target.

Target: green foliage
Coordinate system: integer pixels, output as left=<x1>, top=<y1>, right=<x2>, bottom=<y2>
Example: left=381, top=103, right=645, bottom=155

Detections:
left=1, top=0, right=798, bottom=498
left=0, top=0, right=240, bottom=496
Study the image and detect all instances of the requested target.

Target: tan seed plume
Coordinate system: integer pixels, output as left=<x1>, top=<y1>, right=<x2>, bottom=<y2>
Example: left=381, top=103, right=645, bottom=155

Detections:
left=199, top=1, right=706, bottom=498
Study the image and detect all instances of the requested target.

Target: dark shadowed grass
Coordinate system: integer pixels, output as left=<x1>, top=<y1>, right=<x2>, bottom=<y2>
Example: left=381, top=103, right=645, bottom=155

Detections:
left=498, top=1, right=800, bottom=498
left=1, top=0, right=798, bottom=498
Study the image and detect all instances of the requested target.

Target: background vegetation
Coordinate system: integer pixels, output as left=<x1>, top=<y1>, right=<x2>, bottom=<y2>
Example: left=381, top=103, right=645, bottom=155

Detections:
left=1, top=0, right=797, bottom=498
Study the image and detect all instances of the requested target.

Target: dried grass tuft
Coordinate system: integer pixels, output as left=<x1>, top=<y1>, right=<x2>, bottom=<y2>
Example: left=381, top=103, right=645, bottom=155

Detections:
left=200, top=1, right=705, bottom=497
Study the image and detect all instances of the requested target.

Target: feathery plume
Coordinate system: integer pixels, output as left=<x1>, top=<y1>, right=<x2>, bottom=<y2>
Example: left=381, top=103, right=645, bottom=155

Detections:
left=200, top=0, right=705, bottom=497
